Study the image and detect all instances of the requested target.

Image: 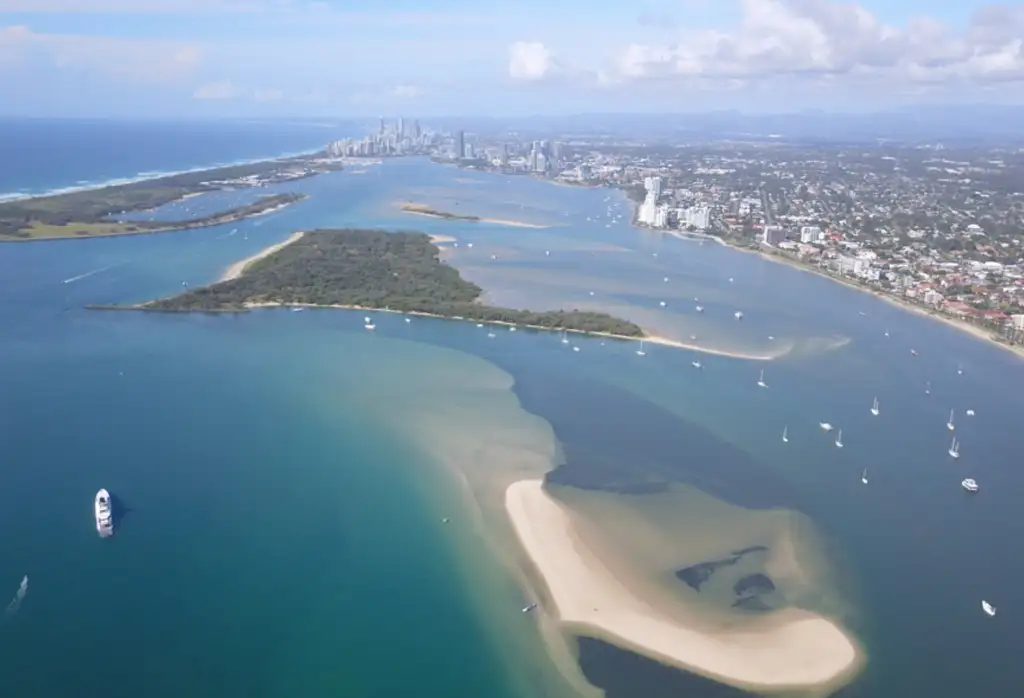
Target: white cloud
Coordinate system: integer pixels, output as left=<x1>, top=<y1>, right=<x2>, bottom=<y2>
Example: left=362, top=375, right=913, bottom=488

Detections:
left=193, top=80, right=282, bottom=101
left=602, top=0, right=1024, bottom=88
left=391, top=84, right=423, bottom=99
left=508, top=41, right=560, bottom=82
left=0, top=25, right=200, bottom=82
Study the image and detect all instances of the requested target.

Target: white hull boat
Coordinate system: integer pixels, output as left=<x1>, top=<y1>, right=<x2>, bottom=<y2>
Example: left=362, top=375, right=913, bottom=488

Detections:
left=95, top=489, right=113, bottom=538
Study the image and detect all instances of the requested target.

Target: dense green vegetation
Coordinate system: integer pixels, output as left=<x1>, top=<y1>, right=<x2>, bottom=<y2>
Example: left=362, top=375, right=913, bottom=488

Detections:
left=145, top=228, right=645, bottom=337
left=0, top=156, right=323, bottom=238
left=401, top=205, right=481, bottom=222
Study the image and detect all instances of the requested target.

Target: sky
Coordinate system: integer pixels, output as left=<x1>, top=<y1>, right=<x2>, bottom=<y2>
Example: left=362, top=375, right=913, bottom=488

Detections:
left=0, top=0, right=1022, bottom=117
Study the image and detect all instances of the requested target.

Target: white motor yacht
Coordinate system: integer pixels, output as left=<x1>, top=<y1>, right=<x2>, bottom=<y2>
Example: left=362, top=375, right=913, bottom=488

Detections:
left=982, top=600, right=996, bottom=617
left=95, top=489, right=114, bottom=538
left=962, top=478, right=978, bottom=492
left=819, top=422, right=834, bottom=432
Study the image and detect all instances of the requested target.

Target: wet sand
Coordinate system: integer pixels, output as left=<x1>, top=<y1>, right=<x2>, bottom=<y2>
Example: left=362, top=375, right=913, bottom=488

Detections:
left=505, top=479, right=862, bottom=693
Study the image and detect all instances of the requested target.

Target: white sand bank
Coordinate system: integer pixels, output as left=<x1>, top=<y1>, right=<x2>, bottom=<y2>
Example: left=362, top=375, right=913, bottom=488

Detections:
left=505, top=479, right=861, bottom=692
left=219, top=231, right=304, bottom=282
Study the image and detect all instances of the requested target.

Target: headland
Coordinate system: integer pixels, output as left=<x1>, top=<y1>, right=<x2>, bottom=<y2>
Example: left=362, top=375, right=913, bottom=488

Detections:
left=88, top=228, right=645, bottom=338
left=505, top=479, right=863, bottom=693
left=0, top=155, right=338, bottom=242
left=398, top=201, right=549, bottom=229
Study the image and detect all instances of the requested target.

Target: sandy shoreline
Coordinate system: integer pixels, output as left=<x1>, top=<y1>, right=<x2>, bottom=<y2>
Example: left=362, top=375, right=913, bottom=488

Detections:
left=397, top=201, right=549, bottom=229
left=219, top=231, right=304, bottom=282
left=654, top=226, right=1024, bottom=361
left=505, top=479, right=862, bottom=692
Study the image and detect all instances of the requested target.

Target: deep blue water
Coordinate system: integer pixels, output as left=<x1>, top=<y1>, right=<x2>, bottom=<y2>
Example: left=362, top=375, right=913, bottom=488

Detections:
left=2, top=125, right=1024, bottom=698
left=0, top=118, right=342, bottom=199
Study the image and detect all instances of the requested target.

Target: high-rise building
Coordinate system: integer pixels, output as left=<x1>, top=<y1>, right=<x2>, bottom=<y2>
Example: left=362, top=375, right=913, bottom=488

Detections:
left=762, top=225, right=787, bottom=245
left=398, top=116, right=405, bottom=139
left=455, top=130, right=465, bottom=159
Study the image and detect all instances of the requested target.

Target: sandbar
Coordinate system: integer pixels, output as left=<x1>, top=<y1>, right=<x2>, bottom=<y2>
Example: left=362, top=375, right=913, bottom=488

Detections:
left=219, top=231, right=304, bottom=282
left=397, top=201, right=549, bottom=229
left=505, top=479, right=861, bottom=692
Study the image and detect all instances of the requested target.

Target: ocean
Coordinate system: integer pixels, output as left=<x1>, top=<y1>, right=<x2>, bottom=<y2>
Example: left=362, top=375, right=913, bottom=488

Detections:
left=2, top=119, right=1024, bottom=698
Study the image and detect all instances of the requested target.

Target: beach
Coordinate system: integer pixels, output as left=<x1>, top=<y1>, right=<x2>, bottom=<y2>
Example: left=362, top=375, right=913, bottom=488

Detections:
left=219, top=231, right=304, bottom=282
left=505, top=479, right=862, bottom=693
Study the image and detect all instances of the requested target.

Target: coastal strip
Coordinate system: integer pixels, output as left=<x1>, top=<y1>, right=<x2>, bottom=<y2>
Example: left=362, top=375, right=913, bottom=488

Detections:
left=398, top=201, right=549, bottom=229
left=505, top=479, right=862, bottom=693
left=220, top=231, right=305, bottom=282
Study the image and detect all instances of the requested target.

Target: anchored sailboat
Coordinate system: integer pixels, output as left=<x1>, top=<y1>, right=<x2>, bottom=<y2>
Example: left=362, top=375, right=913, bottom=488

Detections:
left=947, top=409, right=955, bottom=431
left=757, top=369, right=767, bottom=388
left=636, top=340, right=646, bottom=357
left=948, top=437, right=960, bottom=459
left=861, top=468, right=868, bottom=484
left=782, top=426, right=788, bottom=443
left=835, top=429, right=844, bottom=448
left=870, top=396, right=879, bottom=416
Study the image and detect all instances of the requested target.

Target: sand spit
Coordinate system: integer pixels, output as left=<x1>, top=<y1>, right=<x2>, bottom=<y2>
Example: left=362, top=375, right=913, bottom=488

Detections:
left=397, top=201, right=550, bottom=229
left=505, top=479, right=862, bottom=693
left=428, top=233, right=457, bottom=244
left=219, top=231, right=304, bottom=282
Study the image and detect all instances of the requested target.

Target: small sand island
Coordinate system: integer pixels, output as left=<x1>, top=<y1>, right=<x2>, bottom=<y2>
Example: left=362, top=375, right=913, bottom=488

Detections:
left=506, top=479, right=862, bottom=693
left=0, top=156, right=337, bottom=241
left=398, top=201, right=548, bottom=229
left=89, top=228, right=643, bottom=337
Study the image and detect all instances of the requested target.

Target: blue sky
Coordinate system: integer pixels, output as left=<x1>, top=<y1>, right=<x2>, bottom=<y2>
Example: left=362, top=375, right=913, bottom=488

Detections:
left=0, top=0, right=1021, bottom=117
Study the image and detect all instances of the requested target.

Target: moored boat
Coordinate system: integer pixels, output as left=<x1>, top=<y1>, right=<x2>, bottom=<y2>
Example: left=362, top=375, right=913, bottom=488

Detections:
left=95, top=489, right=113, bottom=538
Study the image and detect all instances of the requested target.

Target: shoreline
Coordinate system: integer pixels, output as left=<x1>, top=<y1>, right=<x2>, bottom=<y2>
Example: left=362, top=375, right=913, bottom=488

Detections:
left=219, top=231, right=305, bottom=282
left=397, top=201, right=549, bottom=229
left=505, top=478, right=863, bottom=693
left=644, top=224, right=1024, bottom=362
left=0, top=194, right=306, bottom=244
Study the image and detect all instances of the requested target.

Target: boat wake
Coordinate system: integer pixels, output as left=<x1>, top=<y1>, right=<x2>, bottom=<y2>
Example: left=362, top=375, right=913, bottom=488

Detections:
left=62, top=263, right=121, bottom=285
left=3, top=575, right=28, bottom=617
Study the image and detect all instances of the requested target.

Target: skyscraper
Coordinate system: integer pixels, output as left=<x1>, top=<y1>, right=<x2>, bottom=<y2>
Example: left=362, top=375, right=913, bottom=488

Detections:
left=455, top=130, right=465, bottom=159
left=398, top=116, right=405, bottom=139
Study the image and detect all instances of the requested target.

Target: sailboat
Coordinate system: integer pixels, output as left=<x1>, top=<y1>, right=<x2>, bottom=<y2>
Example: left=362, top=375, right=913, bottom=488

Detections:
left=884, top=328, right=889, bottom=337
left=757, top=369, right=767, bottom=388
left=782, top=426, right=789, bottom=443
left=691, top=360, right=702, bottom=369
left=982, top=600, right=996, bottom=617
left=957, top=364, right=963, bottom=375
left=948, top=437, right=960, bottom=459
left=560, top=330, right=569, bottom=345
left=861, top=468, right=868, bottom=484
left=835, top=429, right=844, bottom=448
left=636, top=340, right=646, bottom=357
left=870, top=396, right=880, bottom=416
left=947, top=409, right=955, bottom=431
left=925, top=381, right=931, bottom=395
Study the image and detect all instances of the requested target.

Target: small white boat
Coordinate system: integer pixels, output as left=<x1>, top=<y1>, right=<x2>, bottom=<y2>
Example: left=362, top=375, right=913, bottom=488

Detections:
left=509, top=327, right=516, bottom=332
left=949, top=437, right=960, bottom=459
left=861, top=469, right=868, bottom=484
left=560, top=330, right=569, bottom=345
left=819, top=422, right=833, bottom=432
left=947, top=409, right=955, bottom=431
left=695, top=305, right=704, bottom=312
left=364, top=316, right=371, bottom=323
left=884, top=328, right=889, bottom=337
left=290, top=307, right=304, bottom=313
left=966, top=409, right=975, bottom=416
left=487, top=332, right=496, bottom=338
left=925, top=381, right=931, bottom=395
left=782, top=426, right=788, bottom=443
left=95, top=489, right=114, bottom=538
left=835, top=429, right=844, bottom=448
left=691, top=361, right=702, bottom=369
left=522, top=603, right=538, bottom=613
left=870, top=396, right=880, bottom=417
left=659, top=301, right=667, bottom=307
left=910, top=349, right=918, bottom=356
left=572, top=346, right=580, bottom=352
left=982, top=600, right=996, bottom=617
left=636, top=340, right=646, bottom=357
left=962, top=478, right=978, bottom=492
left=364, top=322, right=376, bottom=330
left=957, top=364, right=963, bottom=375
left=404, top=317, right=411, bottom=323
left=663, top=277, right=669, bottom=283
left=734, top=311, right=744, bottom=320
left=476, top=323, right=484, bottom=328
left=756, top=369, right=767, bottom=388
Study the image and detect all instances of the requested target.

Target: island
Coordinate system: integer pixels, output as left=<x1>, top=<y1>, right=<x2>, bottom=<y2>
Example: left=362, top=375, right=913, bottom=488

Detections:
left=90, top=228, right=644, bottom=338
left=399, top=202, right=481, bottom=222
left=0, top=155, right=340, bottom=241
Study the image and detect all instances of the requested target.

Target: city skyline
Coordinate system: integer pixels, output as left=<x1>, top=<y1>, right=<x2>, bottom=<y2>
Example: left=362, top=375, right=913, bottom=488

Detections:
left=1, top=0, right=1022, bottom=117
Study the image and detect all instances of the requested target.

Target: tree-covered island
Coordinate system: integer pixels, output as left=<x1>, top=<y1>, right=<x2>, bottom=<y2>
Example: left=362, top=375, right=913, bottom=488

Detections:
left=104, top=228, right=644, bottom=337
left=399, top=202, right=481, bottom=222
left=0, top=155, right=339, bottom=241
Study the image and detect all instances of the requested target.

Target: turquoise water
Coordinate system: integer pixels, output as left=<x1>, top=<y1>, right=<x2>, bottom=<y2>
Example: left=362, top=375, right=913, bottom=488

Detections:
left=2, top=157, right=1024, bottom=697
